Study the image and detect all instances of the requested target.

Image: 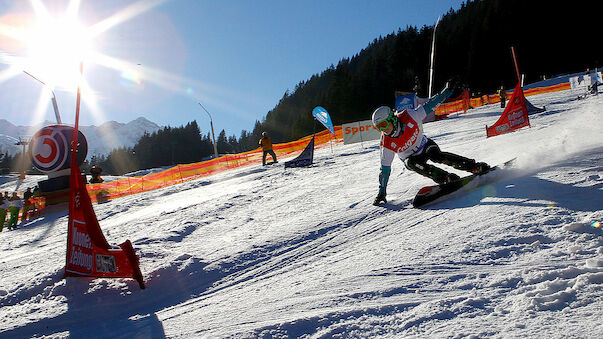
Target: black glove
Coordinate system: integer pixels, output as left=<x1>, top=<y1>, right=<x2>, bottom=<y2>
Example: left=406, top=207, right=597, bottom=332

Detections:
left=445, top=77, right=461, bottom=94
left=373, top=192, right=387, bottom=206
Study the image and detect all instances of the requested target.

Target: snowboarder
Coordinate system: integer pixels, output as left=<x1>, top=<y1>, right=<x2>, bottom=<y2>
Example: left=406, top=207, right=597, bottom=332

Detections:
left=372, top=83, right=490, bottom=206
left=259, top=132, right=278, bottom=166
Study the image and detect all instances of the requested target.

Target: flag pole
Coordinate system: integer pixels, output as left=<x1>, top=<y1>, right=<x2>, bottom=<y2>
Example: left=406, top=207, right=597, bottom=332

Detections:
left=73, top=62, right=83, bottom=151
left=66, top=61, right=83, bottom=273
left=71, top=61, right=83, bottom=187
left=329, top=131, right=333, bottom=155
left=428, top=15, right=441, bottom=98
left=511, top=46, right=521, bottom=83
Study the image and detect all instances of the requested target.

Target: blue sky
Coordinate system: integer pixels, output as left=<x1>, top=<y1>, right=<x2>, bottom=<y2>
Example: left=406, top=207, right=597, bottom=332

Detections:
left=0, top=0, right=466, bottom=138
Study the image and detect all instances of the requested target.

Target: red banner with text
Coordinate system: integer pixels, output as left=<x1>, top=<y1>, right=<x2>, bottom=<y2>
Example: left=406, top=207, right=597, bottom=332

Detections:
left=486, top=82, right=530, bottom=138
left=65, top=156, right=145, bottom=288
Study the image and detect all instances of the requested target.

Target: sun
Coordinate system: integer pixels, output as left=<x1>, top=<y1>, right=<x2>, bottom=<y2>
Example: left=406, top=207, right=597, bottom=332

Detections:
left=0, top=0, right=169, bottom=126
left=23, top=15, right=93, bottom=90
left=0, top=0, right=190, bottom=127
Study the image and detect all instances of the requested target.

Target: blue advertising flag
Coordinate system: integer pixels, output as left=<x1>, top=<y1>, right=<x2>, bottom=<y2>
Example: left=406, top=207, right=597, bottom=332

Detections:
left=312, top=106, right=335, bottom=136
left=395, top=93, right=418, bottom=111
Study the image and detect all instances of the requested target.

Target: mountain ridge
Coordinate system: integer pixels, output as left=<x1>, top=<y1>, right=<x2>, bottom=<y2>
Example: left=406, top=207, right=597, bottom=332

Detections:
left=0, top=117, right=161, bottom=158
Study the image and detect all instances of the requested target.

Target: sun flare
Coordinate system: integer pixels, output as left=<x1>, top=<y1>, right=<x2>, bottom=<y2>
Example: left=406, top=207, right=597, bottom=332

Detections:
left=0, top=0, right=168, bottom=125
left=23, top=15, right=93, bottom=89
left=0, top=0, right=189, bottom=126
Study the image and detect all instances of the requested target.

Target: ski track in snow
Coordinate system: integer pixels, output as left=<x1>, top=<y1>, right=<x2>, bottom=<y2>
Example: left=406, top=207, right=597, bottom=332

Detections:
left=0, top=89, right=602, bottom=338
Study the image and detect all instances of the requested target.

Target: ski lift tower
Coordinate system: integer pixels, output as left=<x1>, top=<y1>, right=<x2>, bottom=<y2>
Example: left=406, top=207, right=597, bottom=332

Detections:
left=16, top=136, right=31, bottom=173
left=16, top=136, right=31, bottom=154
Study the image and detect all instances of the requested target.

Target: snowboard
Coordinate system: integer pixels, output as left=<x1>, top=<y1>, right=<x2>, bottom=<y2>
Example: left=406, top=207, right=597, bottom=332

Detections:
left=412, top=158, right=516, bottom=208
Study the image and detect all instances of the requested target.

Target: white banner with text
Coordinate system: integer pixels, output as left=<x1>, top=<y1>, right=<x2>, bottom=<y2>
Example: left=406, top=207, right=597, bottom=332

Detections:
left=342, top=120, right=381, bottom=145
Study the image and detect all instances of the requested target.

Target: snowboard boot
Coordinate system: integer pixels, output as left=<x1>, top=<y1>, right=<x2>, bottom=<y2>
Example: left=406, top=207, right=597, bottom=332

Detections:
left=373, top=193, right=387, bottom=206
left=471, top=162, right=490, bottom=174
left=406, top=160, right=454, bottom=185
left=444, top=173, right=461, bottom=183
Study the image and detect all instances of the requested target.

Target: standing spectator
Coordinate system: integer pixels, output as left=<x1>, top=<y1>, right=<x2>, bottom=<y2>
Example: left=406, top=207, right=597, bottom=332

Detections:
left=0, top=195, right=7, bottom=231
left=31, top=186, right=41, bottom=217
left=7, top=192, right=23, bottom=229
left=22, top=187, right=33, bottom=222
left=498, top=85, right=507, bottom=108
left=90, top=166, right=104, bottom=183
left=259, top=132, right=278, bottom=166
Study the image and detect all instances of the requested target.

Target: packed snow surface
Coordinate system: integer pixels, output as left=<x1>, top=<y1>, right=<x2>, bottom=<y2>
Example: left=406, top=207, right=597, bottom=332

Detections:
left=1, top=89, right=602, bottom=338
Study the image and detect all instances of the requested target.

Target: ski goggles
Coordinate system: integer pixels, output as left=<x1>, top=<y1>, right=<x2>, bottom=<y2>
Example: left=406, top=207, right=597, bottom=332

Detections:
left=375, top=119, right=390, bottom=131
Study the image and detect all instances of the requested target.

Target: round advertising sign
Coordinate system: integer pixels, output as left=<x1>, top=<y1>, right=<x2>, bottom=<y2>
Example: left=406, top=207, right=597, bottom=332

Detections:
left=30, top=125, right=88, bottom=173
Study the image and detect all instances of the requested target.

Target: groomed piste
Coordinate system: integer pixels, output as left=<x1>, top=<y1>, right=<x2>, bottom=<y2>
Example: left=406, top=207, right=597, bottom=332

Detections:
left=1, top=86, right=601, bottom=337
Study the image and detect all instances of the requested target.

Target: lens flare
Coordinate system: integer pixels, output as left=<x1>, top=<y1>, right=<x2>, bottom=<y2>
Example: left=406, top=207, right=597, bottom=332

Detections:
left=120, top=69, right=142, bottom=85
left=480, top=184, right=497, bottom=197
left=592, top=221, right=601, bottom=228
left=0, top=0, right=168, bottom=125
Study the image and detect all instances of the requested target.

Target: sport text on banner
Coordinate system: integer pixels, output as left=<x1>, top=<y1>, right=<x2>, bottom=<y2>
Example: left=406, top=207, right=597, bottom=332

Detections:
left=342, top=120, right=381, bottom=145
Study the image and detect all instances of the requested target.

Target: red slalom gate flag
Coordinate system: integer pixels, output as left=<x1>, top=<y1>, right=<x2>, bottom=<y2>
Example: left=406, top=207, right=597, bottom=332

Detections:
left=65, top=156, right=145, bottom=289
left=486, top=82, right=530, bottom=138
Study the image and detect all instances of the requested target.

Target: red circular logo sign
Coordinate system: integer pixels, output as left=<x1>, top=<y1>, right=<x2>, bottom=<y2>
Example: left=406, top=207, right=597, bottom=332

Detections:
left=30, top=126, right=68, bottom=173
left=30, top=125, right=88, bottom=173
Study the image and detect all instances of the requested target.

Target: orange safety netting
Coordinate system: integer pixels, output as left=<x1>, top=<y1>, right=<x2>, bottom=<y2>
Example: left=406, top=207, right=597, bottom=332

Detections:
left=26, top=81, right=573, bottom=209
left=38, top=127, right=343, bottom=205
left=435, top=82, right=571, bottom=116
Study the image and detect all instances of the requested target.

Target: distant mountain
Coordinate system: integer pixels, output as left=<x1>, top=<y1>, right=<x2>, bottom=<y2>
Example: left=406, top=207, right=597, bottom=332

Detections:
left=0, top=118, right=161, bottom=159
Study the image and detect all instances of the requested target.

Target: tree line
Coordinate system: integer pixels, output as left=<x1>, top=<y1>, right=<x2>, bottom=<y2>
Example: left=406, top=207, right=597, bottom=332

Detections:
left=251, top=0, right=600, bottom=143
left=0, top=121, right=266, bottom=176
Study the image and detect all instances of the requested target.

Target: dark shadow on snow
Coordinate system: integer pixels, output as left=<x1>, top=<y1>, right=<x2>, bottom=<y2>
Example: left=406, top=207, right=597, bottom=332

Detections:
left=424, top=174, right=601, bottom=212
left=2, top=275, right=168, bottom=338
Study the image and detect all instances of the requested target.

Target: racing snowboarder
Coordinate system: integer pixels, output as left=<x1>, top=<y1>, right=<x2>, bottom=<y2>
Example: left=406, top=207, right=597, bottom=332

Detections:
left=372, top=83, right=490, bottom=206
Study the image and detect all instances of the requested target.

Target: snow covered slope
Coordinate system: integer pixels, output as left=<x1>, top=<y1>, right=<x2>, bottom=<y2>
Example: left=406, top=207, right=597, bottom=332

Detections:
left=0, top=89, right=601, bottom=338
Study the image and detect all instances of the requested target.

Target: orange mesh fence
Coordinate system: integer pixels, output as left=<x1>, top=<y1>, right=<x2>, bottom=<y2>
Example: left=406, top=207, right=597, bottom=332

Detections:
left=28, top=82, right=572, bottom=208
left=37, top=126, right=343, bottom=205
left=436, top=82, right=570, bottom=115
left=524, top=82, right=570, bottom=96
left=439, top=90, right=471, bottom=115
left=437, top=100, right=466, bottom=115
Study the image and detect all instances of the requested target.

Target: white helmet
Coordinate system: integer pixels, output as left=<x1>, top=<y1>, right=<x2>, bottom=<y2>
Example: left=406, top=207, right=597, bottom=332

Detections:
left=372, top=106, right=396, bottom=131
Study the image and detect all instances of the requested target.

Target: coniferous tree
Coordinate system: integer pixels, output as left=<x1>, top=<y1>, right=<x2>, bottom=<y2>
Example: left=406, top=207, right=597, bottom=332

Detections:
left=231, top=0, right=599, bottom=149
left=216, top=130, right=230, bottom=154
left=93, top=120, right=214, bottom=175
